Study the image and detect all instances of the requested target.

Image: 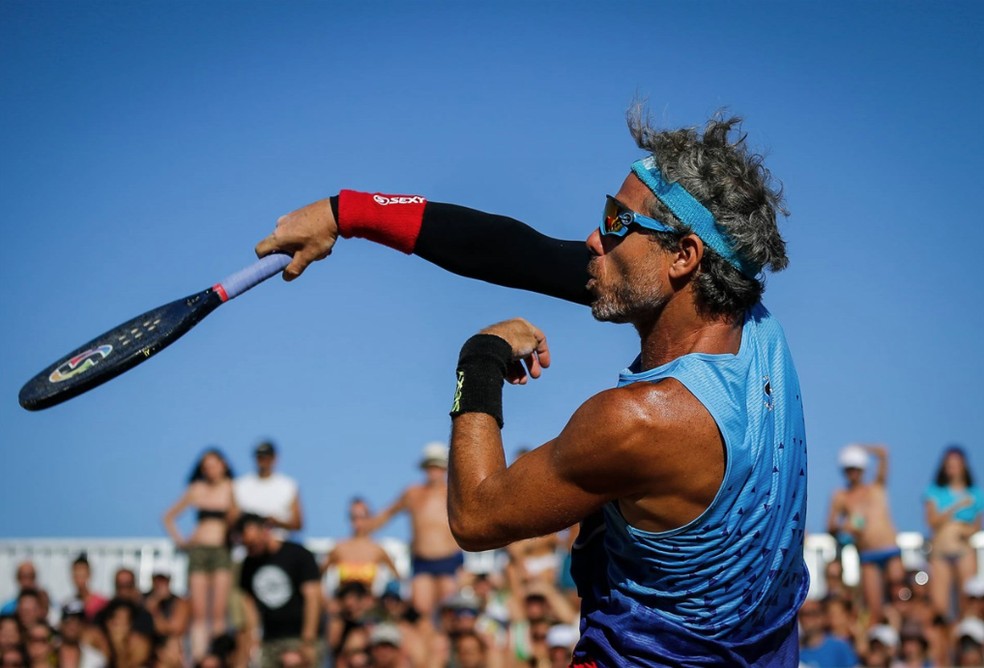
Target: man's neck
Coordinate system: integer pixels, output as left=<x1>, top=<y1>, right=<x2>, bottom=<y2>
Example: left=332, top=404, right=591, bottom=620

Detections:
left=635, top=295, right=742, bottom=370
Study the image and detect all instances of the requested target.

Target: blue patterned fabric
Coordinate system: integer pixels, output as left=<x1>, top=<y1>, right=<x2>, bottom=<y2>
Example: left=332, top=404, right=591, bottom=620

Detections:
left=570, top=303, right=809, bottom=667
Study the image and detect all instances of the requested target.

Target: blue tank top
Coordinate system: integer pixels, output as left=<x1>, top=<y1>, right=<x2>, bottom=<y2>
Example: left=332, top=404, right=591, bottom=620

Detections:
left=570, top=303, right=809, bottom=667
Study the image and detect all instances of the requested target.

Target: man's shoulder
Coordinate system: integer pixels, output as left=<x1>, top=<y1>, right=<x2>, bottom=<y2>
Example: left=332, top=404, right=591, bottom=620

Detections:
left=576, top=379, right=710, bottom=436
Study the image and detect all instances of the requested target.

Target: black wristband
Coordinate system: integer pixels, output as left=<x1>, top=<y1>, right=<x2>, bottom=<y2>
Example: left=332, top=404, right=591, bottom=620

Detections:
left=450, top=334, right=513, bottom=428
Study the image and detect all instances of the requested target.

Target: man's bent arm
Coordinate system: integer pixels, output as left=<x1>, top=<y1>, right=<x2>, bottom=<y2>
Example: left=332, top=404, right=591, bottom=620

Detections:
left=413, top=201, right=592, bottom=305
left=256, top=193, right=593, bottom=304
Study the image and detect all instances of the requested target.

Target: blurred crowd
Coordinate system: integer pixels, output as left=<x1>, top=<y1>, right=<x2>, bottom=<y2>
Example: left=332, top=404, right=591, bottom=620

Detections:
left=802, top=443, right=983, bottom=667
left=1, top=440, right=981, bottom=668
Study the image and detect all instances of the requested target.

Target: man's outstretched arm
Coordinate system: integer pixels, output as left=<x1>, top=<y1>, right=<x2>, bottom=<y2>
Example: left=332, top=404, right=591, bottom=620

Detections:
left=255, top=192, right=592, bottom=304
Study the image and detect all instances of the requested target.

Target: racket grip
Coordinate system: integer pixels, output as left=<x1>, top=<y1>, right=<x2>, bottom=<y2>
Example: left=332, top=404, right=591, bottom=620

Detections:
left=217, top=254, right=292, bottom=301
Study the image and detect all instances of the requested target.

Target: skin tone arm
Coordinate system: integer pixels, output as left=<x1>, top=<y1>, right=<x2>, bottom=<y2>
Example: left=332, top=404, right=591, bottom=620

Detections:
left=867, top=444, right=889, bottom=486
left=827, top=491, right=848, bottom=536
left=162, top=488, right=193, bottom=548
left=299, top=581, right=321, bottom=665
left=375, top=545, right=400, bottom=579
left=363, top=493, right=409, bottom=534
left=448, top=318, right=708, bottom=550
left=239, top=593, right=261, bottom=666
left=226, top=487, right=241, bottom=527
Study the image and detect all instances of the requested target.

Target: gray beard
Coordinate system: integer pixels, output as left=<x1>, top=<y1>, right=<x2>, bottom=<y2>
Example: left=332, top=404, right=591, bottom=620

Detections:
left=590, top=282, right=667, bottom=324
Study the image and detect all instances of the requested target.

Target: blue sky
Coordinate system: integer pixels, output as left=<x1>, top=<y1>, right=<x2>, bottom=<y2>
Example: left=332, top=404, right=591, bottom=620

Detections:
left=2, top=1, right=982, bottom=545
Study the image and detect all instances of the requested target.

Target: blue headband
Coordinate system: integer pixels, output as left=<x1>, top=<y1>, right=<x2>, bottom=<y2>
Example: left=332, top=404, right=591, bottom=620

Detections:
left=630, top=157, right=760, bottom=277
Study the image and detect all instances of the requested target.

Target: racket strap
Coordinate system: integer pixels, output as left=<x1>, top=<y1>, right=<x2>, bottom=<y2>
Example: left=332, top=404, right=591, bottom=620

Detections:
left=336, top=190, right=427, bottom=254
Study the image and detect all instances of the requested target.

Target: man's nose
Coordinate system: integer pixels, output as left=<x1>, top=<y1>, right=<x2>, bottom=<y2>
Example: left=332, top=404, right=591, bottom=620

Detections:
left=586, top=228, right=604, bottom=256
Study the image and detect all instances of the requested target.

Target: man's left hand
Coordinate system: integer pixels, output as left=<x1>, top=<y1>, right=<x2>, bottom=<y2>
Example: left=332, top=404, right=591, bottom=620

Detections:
left=479, top=318, right=551, bottom=385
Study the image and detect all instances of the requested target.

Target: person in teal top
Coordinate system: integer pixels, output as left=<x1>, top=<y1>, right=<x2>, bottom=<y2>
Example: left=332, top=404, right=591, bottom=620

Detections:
left=924, top=445, right=984, bottom=619
left=256, top=109, right=807, bottom=666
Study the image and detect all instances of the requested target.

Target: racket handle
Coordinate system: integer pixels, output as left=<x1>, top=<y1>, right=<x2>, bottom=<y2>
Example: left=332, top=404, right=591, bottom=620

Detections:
left=216, top=254, right=292, bottom=301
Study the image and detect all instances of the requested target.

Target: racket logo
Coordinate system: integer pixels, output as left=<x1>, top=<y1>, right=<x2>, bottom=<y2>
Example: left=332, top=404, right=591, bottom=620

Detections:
left=49, top=345, right=114, bottom=383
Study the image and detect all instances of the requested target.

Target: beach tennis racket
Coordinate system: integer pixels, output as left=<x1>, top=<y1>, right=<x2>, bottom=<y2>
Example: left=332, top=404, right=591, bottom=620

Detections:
left=19, top=253, right=291, bottom=411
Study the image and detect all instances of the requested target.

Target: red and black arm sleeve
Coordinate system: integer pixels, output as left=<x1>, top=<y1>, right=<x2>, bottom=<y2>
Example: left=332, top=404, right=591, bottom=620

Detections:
left=331, top=191, right=592, bottom=306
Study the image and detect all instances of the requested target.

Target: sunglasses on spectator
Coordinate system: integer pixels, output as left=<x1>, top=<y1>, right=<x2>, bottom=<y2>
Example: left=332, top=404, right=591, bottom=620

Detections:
left=600, top=195, right=675, bottom=238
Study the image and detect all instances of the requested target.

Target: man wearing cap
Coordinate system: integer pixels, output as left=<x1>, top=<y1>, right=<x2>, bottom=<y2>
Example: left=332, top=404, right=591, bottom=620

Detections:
left=965, top=576, right=984, bottom=620
left=367, top=624, right=404, bottom=668
left=956, top=617, right=984, bottom=666
left=366, top=443, right=463, bottom=620
left=256, top=110, right=808, bottom=666
left=827, top=443, right=904, bottom=625
left=234, top=441, right=304, bottom=538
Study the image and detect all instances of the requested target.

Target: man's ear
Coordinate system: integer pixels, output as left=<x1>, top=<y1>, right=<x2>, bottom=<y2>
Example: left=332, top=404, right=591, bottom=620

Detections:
left=668, top=234, right=704, bottom=280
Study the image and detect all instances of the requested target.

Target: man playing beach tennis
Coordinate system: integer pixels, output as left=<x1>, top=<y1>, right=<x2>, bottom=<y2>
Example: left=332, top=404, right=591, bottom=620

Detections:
left=256, top=110, right=809, bottom=666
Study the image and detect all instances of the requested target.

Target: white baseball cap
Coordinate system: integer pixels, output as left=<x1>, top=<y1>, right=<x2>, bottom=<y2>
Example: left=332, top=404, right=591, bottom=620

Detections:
left=964, top=576, right=984, bottom=599
left=868, top=624, right=899, bottom=648
left=956, top=617, right=984, bottom=645
left=420, top=442, right=449, bottom=469
left=546, top=624, right=579, bottom=650
left=838, top=444, right=869, bottom=470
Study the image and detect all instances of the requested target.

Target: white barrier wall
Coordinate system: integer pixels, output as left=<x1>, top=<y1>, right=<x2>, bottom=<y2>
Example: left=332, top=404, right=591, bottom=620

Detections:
left=1, top=533, right=981, bottom=611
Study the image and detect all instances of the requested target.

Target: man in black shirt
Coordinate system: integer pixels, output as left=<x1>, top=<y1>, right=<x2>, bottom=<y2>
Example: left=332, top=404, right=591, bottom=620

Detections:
left=237, top=513, right=322, bottom=668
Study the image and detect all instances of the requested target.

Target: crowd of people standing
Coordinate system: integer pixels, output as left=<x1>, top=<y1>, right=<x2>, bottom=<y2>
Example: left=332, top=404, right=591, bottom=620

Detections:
left=1, top=439, right=981, bottom=667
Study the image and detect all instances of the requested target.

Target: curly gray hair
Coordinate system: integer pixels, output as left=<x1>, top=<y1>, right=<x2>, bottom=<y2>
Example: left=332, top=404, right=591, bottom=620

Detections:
left=627, top=107, right=789, bottom=321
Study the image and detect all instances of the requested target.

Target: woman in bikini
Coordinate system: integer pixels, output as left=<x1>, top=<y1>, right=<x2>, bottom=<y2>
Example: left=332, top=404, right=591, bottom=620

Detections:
left=924, top=445, right=984, bottom=619
left=163, top=447, right=238, bottom=660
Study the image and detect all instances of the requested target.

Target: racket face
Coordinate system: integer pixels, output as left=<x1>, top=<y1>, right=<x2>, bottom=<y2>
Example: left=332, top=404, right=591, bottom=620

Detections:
left=19, top=289, right=222, bottom=411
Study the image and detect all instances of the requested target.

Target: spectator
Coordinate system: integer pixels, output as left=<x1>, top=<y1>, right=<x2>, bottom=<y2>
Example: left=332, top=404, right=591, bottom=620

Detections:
left=366, top=443, right=461, bottom=619
left=68, top=554, right=108, bottom=623
left=367, top=624, right=406, bottom=668
left=0, top=616, right=20, bottom=655
left=22, top=623, right=53, bottom=668
left=923, top=445, right=983, bottom=620
left=798, top=597, right=859, bottom=668
left=234, top=441, right=303, bottom=538
left=434, top=591, right=486, bottom=666
left=884, top=574, right=949, bottom=667
left=321, top=497, right=400, bottom=591
left=827, top=444, right=905, bottom=625
left=508, top=582, right=576, bottom=668
left=954, top=617, right=984, bottom=667
left=90, top=599, right=151, bottom=668
left=450, top=629, right=490, bottom=668
left=55, top=600, right=100, bottom=668
left=0, top=648, right=26, bottom=668
left=824, top=595, right=862, bottom=651
left=896, top=623, right=932, bottom=668
left=144, top=568, right=190, bottom=645
left=328, top=582, right=375, bottom=663
left=163, top=447, right=238, bottom=659
left=152, top=634, right=185, bottom=668
left=0, top=564, right=49, bottom=619
left=13, top=591, right=44, bottom=634
left=237, top=513, right=321, bottom=668
left=335, top=624, right=370, bottom=668
left=545, top=624, right=578, bottom=668
left=965, top=576, right=984, bottom=620
left=376, top=583, right=426, bottom=667
left=108, top=568, right=156, bottom=641
left=862, top=623, right=898, bottom=668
